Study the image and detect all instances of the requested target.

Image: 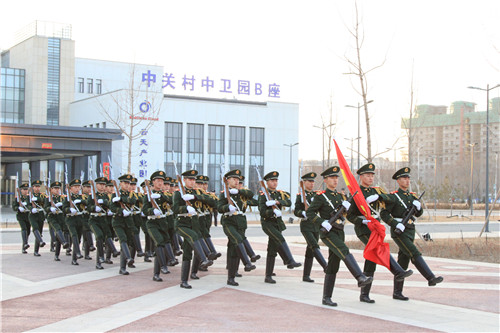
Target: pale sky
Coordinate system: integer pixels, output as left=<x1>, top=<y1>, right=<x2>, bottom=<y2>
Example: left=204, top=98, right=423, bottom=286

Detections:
left=2, top=0, right=499, bottom=162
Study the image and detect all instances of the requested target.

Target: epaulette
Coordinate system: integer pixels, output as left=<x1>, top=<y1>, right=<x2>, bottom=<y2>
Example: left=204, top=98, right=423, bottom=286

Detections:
left=316, top=190, right=325, bottom=195
left=259, top=191, right=264, bottom=194
left=410, top=192, right=417, bottom=195
left=374, top=187, right=387, bottom=194
left=390, top=190, right=397, bottom=194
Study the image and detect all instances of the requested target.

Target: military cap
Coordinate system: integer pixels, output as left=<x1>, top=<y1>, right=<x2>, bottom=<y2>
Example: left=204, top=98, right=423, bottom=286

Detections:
left=106, top=180, right=114, bottom=187
left=82, top=180, right=91, bottom=187
left=182, top=169, right=198, bottom=179
left=204, top=176, right=210, bottom=183
left=263, top=171, right=279, bottom=181
left=140, top=181, right=145, bottom=187
left=163, top=178, right=170, bottom=184
left=130, top=177, right=138, bottom=185
left=393, top=167, right=411, bottom=180
left=31, top=180, right=42, bottom=186
left=195, top=175, right=205, bottom=183
left=321, top=166, right=340, bottom=178
left=239, top=175, right=245, bottom=183
left=118, top=174, right=133, bottom=182
left=165, top=176, right=173, bottom=184
left=20, top=183, right=29, bottom=189
left=150, top=170, right=166, bottom=181
left=95, top=177, right=108, bottom=184
left=301, top=172, right=317, bottom=181
left=357, top=163, right=376, bottom=175
left=224, top=169, right=242, bottom=179
left=50, top=181, right=62, bottom=188
left=69, top=179, right=82, bottom=186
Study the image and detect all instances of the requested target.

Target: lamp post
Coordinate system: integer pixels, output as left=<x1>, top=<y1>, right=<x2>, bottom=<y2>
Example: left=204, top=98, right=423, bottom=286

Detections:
left=313, top=123, right=335, bottom=172
left=468, top=143, right=478, bottom=215
left=284, top=142, right=299, bottom=199
left=346, top=100, right=373, bottom=170
left=468, top=84, right=500, bottom=232
left=344, top=137, right=361, bottom=168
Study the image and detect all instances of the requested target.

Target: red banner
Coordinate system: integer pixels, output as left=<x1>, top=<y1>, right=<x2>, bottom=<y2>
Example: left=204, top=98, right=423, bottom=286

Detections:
left=334, top=139, right=390, bottom=269
left=103, top=162, right=110, bottom=180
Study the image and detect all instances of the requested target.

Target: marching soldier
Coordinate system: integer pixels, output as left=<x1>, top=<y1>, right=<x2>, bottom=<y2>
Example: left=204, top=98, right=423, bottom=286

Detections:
left=129, top=177, right=146, bottom=264
left=81, top=181, right=96, bottom=260
left=381, top=167, right=443, bottom=300
left=172, top=169, right=213, bottom=289
left=104, top=180, right=120, bottom=263
left=62, top=179, right=86, bottom=265
left=12, top=183, right=31, bottom=253
left=346, top=163, right=413, bottom=303
left=294, top=172, right=327, bottom=282
left=199, top=176, right=221, bottom=261
left=140, top=181, right=153, bottom=262
left=162, top=177, right=178, bottom=262
left=27, top=180, right=47, bottom=256
left=87, top=177, right=112, bottom=269
left=218, top=169, right=257, bottom=286
left=167, top=177, right=183, bottom=256
left=306, top=166, right=373, bottom=306
left=44, top=181, right=69, bottom=261
left=258, top=171, right=301, bottom=284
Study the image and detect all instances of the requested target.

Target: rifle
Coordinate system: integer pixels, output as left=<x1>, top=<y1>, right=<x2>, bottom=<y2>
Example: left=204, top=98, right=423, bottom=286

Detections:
left=15, top=172, right=27, bottom=209
left=252, top=157, right=279, bottom=210
left=172, top=153, right=192, bottom=208
left=320, top=191, right=358, bottom=233
left=299, top=180, right=309, bottom=211
left=46, top=171, right=61, bottom=212
left=394, top=191, right=425, bottom=235
left=108, top=155, right=131, bottom=214
left=65, top=164, right=80, bottom=213
left=28, top=169, right=43, bottom=210
left=220, top=158, right=241, bottom=214
left=144, top=179, right=162, bottom=213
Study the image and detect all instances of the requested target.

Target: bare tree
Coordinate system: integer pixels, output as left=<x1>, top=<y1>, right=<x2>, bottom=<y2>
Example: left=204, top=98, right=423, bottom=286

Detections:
left=401, top=61, right=417, bottom=169
left=95, top=64, right=162, bottom=173
left=323, top=94, right=336, bottom=166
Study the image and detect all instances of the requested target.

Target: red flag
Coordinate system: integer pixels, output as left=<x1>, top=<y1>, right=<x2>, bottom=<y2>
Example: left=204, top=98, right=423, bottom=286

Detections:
left=334, top=139, right=390, bottom=269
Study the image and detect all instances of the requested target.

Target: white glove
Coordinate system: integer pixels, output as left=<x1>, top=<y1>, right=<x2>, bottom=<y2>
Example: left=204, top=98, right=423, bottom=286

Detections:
left=50, top=207, right=57, bottom=213
left=321, top=221, right=332, bottom=232
left=266, top=200, right=277, bottom=207
left=229, top=188, right=238, bottom=195
left=141, top=212, right=146, bottom=217
left=302, top=211, right=307, bottom=218
left=55, top=202, right=63, bottom=207
left=122, top=209, right=131, bottom=217
left=396, top=223, right=405, bottom=232
left=187, top=206, right=196, bottom=215
left=95, top=206, right=102, bottom=213
left=97, top=199, right=103, bottom=204
left=153, top=208, right=162, bottom=216
left=342, top=201, right=351, bottom=210
left=151, top=193, right=161, bottom=199
left=413, top=200, right=421, bottom=211
left=73, top=199, right=81, bottom=204
left=228, top=204, right=236, bottom=213
left=273, top=209, right=282, bottom=217
left=112, top=196, right=121, bottom=202
left=107, top=210, right=113, bottom=216
left=362, top=219, right=370, bottom=225
left=31, top=208, right=37, bottom=213
left=22, top=202, right=27, bottom=206
left=182, top=194, right=195, bottom=201
left=70, top=207, right=77, bottom=214
left=366, top=194, right=379, bottom=204
left=19, top=207, right=26, bottom=213
left=31, top=197, right=38, bottom=202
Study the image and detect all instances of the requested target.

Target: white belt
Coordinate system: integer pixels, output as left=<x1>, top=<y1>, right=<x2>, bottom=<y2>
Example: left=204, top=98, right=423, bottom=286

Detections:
left=358, top=215, right=379, bottom=220
left=91, top=213, right=106, bottom=217
left=148, top=214, right=166, bottom=220
left=178, top=213, right=194, bottom=217
left=224, top=212, right=243, bottom=216
left=394, top=218, right=403, bottom=222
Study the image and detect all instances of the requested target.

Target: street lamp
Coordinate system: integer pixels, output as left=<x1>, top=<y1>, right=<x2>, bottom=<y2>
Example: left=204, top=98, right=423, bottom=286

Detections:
left=468, top=83, right=500, bottom=232
left=284, top=142, right=299, bottom=199
left=468, top=143, right=478, bottom=215
left=346, top=100, right=374, bottom=170
left=313, top=123, right=335, bottom=172
left=344, top=137, right=361, bottom=168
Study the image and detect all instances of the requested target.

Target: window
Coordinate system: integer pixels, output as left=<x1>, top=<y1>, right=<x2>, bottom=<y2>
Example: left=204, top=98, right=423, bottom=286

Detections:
left=187, top=123, right=204, bottom=171
left=102, top=122, right=106, bottom=128
left=164, top=122, right=183, bottom=176
left=208, top=125, right=225, bottom=192
left=47, top=38, right=60, bottom=125
left=229, top=126, right=245, bottom=172
left=87, top=78, right=93, bottom=94
left=0, top=67, right=25, bottom=123
left=249, top=127, right=264, bottom=194
left=77, top=77, right=84, bottom=93
left=96, top=79, right=102, bottom=94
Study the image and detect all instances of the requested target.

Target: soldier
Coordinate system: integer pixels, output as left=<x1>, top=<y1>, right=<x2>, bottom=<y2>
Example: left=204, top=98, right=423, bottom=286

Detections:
left=62, top=179, right=86, bottom=265
left=218, top=169, right=257, bottom=286
left=110, top=174, right=138, bottom=275
left=294, top=172, right=327, bottom=283
left=81, top=181, right=96, bottom=260
left=306, top=166, right=373, bottom=306
left=258, top=171, right=301, bottom=284
left=199, top=176, right=221, bottom=261
left=129, top=177, right=146, bottom=264
left=162, top=177, right=178, bottom=263
left=104, top=180, right=120, bottom=263
left=27, top=179, right=47, bottom=256
left=172, top=169, right=213, bottom=289
left=44, top=181, right=69, bottom=261
left=166, top=177, right=182, bottom=256
left=346, top=163, right=413, bottom=303
left=139, top=181, right=153, bottom=262
left=12, top=183, right=31, bottom=253
left=381, top=167, right=443, bottom=300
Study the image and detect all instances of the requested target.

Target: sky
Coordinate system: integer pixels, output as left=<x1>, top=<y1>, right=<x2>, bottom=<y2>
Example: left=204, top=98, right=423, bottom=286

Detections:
left=2, top=0, right=499, bottom=162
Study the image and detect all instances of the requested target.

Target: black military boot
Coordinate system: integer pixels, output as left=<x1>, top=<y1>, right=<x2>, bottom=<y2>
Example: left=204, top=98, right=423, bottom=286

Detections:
left=278, top=241, right=301, bottom=269
left=72, top=236, right=83, bottom=259
left=144, top=235, right=152, bottom=262
left=322, top=274, right=338, bottom=306
left=95, top=239, right=104, bottom=269
left=54, top=240, right=61, bottom=261
left=128, top=246, right=136, bottom=268
left=205, top=237, right=222, bottom=260
left=412, top=255, right=443, bottom=286
left=120, top=241, right=134, bottom=267
left=153, top=256, right=163, bottom=282
left=313, top=247, right=328, bottom=273
left=21, top=230, right=30, bottom=253
left=84, top=239, right=92, bottom=260
left=199, top=238, right=216, bottom=261
left=164, top=243, right=178, bottom=266
left=193, top=240, right=213, bottom=270
left=33, top=240, right=41, bottom=256
left=156, top=246, right=170, bottom=274
left=359, top=272, right=375, bottom=303
left=104, top=242, right=113, bottom=264
left=242, top=239, right=261, bottom=262
left=237, top=243, right=256, bottom=271
left=342, top=253, right=373, bottom=287
left=106, top=238, right=120, bottom=257
left=302, top=256, right=315, bottom=282
left=56, top=230, right=69, bottom=249
left=191, top=256, right=200, bottom=280
left=227, top=256, right=239, bottom=286
left=180, top=260, right=192, bottom=289
left=33, top=230, right=46, bottom=247
left=71, top=248, right=79, bottom=265
left=393, top=277, right=409, bottom=300
left=119, top=251, right=129, bottom=275
left=265, top=256, right=276, bottom=284
left=86, top=231, right=96, bottom=252
left=173, top=233, right=183, bottom=256
left=133, top=234, right=145, bottom=257
left=389, top=256, right=413, bottom=281
left=235, top=259, right=242, bottom=277
left=65, top=232, right=72, bottom=256
left=49, top=228, right=56, bottom=252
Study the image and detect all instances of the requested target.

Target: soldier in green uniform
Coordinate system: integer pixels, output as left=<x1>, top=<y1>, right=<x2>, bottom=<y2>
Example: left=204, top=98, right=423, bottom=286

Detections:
left=103, top=181, right=119, bottom=263
left=218, top=169, right=257, bottom=286
left=13, top=183, right=31, bottom=253
left=62, top=179, right=86, bottom=265
left=44, top=181, right=69, bottom=261
left=258, top=171, right=301, bottom=284
left=81, top=181, right=96, bottom=260
left=199, top=176, right=221, bottom=261
left=172, top=169, right=213, bottom=289
left=294, top=172, right=327, bottom=283
left=139, top=181, right=153, bottom=262
left=27, top=180, right=47, bottom=256
left=346, top=163, right=413, bottom=303
left=129, top=177, right=145, bottom=264
left=381, top=167, right=444, bottom=300
left=167, top=177, right=183, bottom=256
left=306, top=166, right=373, bottom=306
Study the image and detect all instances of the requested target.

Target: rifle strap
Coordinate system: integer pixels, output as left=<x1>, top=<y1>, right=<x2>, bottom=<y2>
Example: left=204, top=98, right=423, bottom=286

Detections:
left=321, top=193, right=337, bottom=212
left=394, top=193, right=408, bottom=210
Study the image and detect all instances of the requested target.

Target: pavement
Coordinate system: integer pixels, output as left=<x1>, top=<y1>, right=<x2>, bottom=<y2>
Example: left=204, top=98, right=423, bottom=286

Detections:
left=1, top=229, right=499, bottom=332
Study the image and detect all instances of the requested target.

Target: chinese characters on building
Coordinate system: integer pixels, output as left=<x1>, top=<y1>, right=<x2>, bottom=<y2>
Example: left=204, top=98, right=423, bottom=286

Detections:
left=138, top=127, right=149, bottom=178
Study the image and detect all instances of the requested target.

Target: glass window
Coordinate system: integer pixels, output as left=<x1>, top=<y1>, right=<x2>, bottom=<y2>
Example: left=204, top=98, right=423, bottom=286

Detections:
left=187, top=123, right=204, bottom=171
left=47, top=37, right=60, bottom=125
left=164, top=122, right=183, bottom=176
left=229, top=126, right=245, bottom=171
left=0, top=67, right=25, bottom=123
left=208, top=125, right=224, bottom=192
left=249, top=127, right=264, bottom=194
left=96, top=79, right=102, bottom=94
left=87, top=78, right=93, bottom=94
left=78, top=77, right=84, bottom=93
